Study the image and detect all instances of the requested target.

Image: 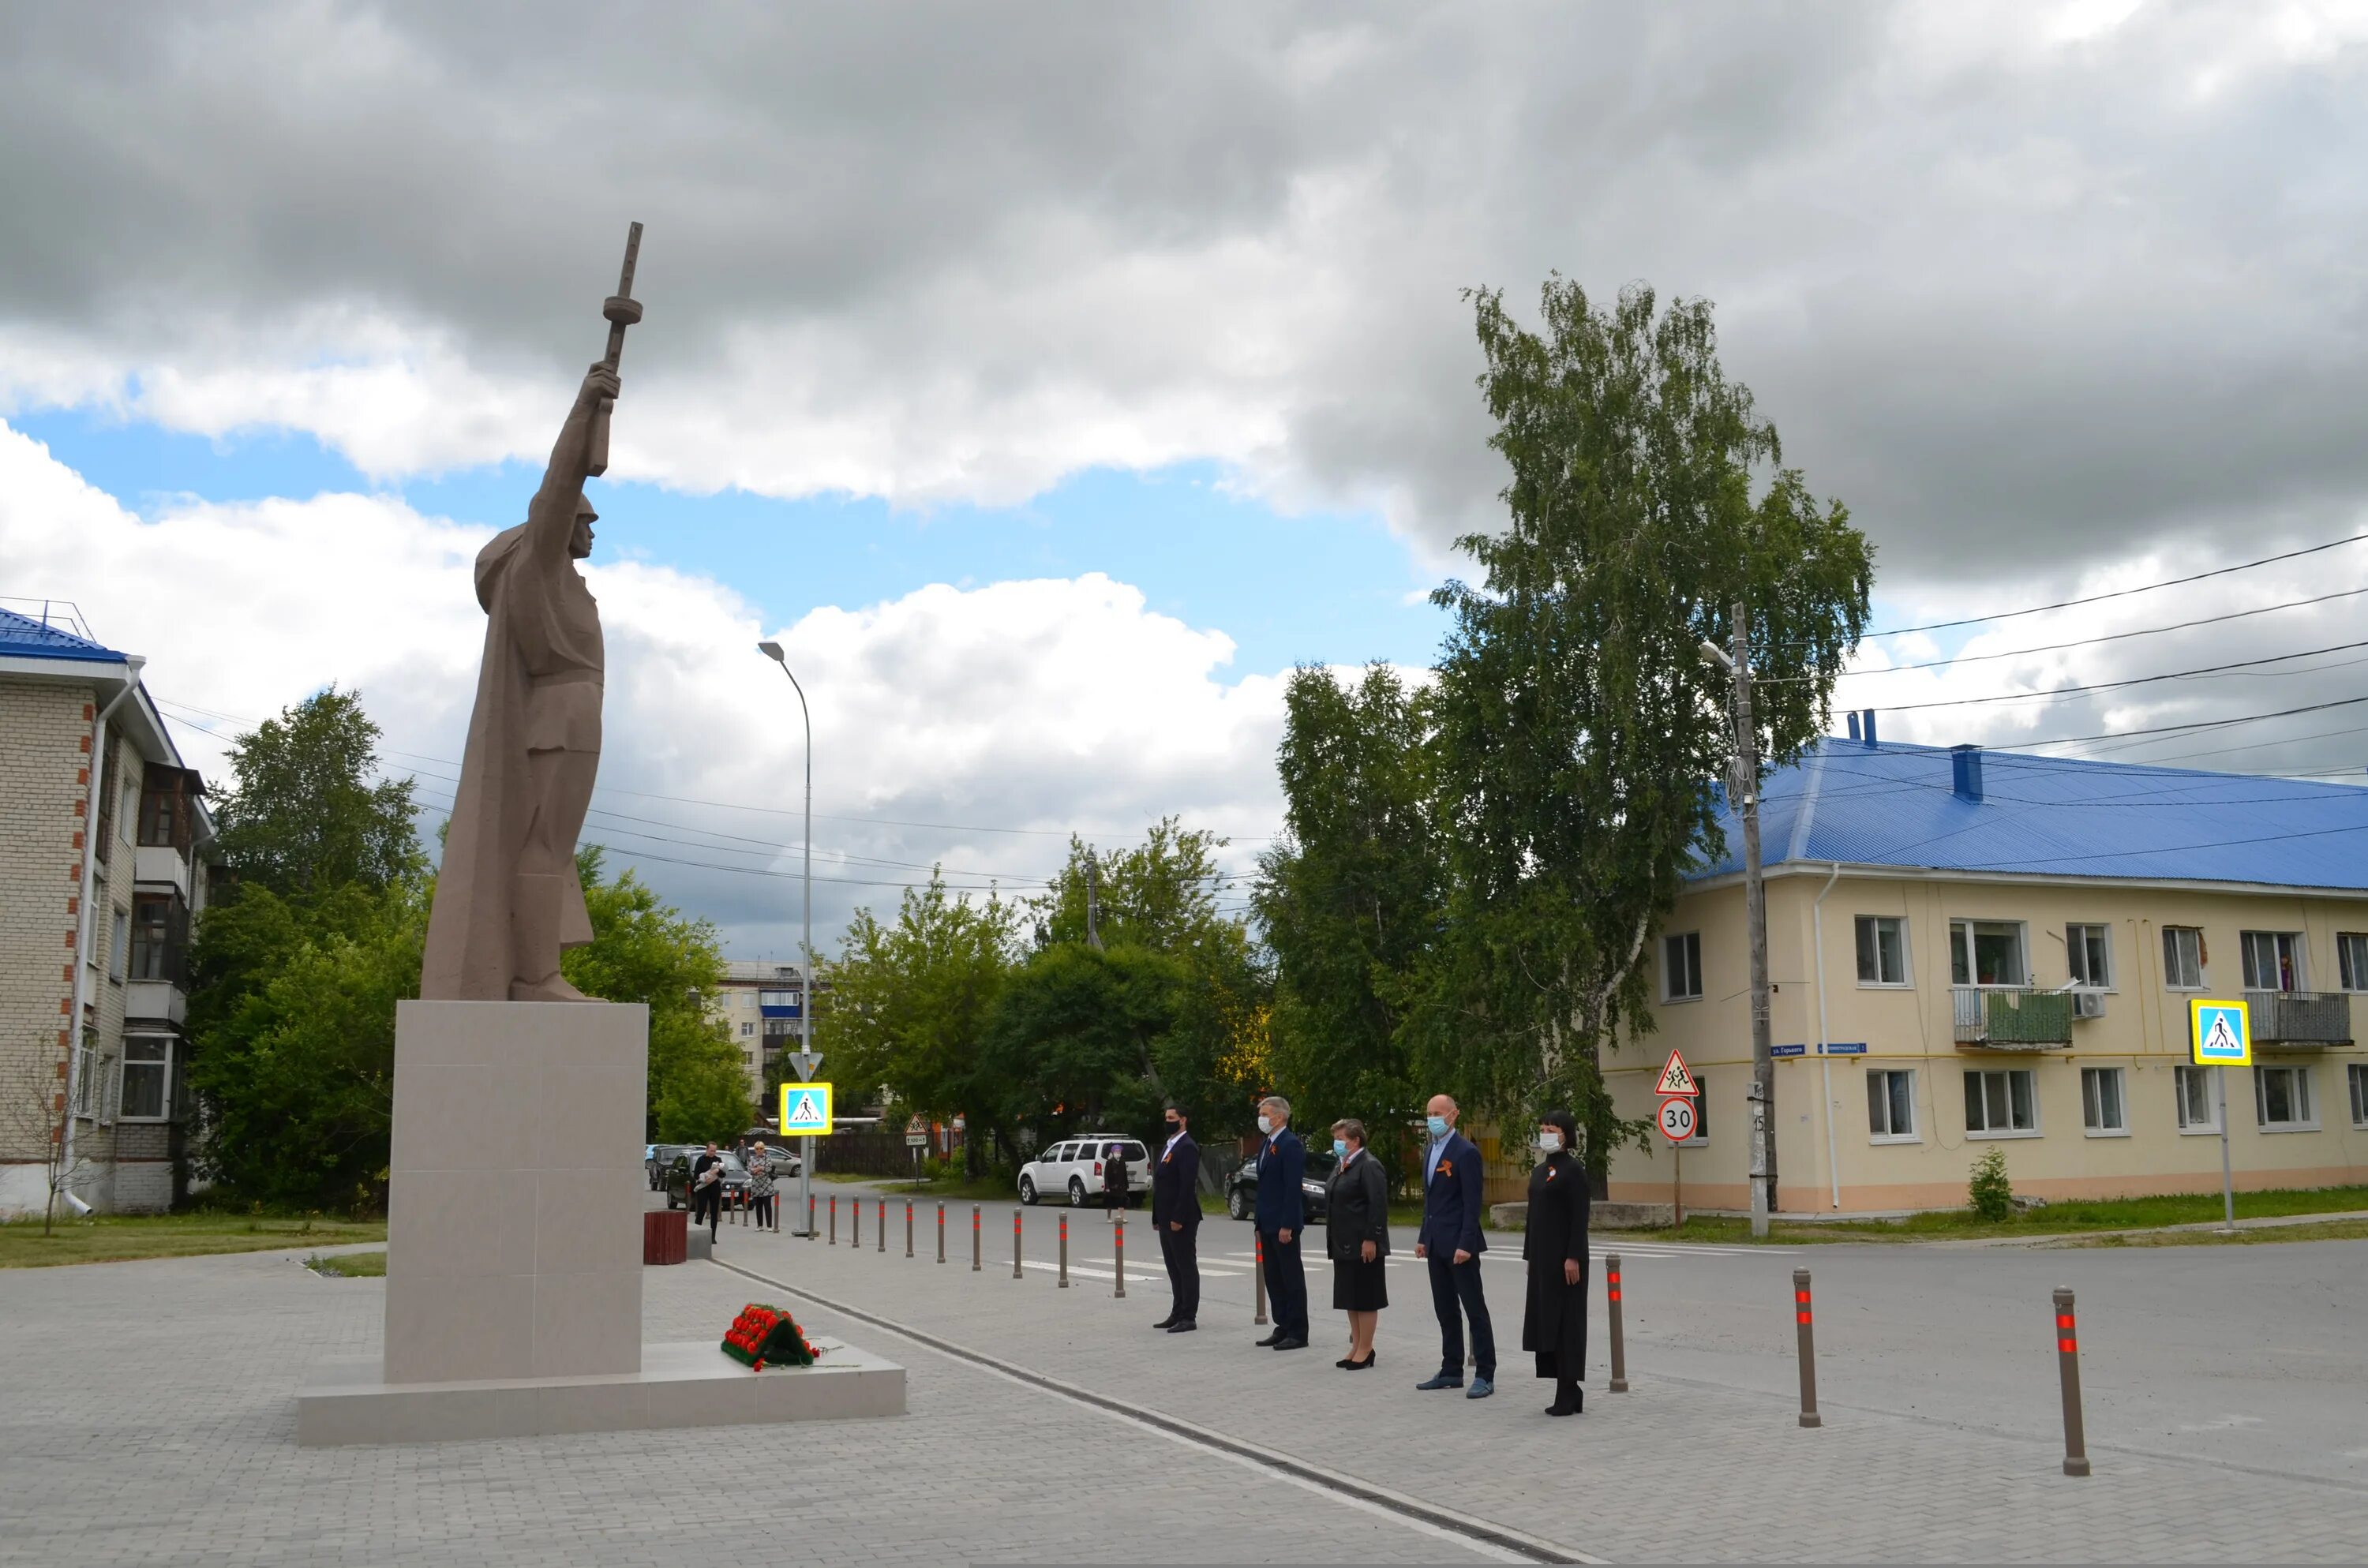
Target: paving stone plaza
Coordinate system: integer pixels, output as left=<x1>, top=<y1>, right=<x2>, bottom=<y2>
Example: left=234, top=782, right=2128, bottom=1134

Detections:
left=5, top=1193, right=2364, bottom=1565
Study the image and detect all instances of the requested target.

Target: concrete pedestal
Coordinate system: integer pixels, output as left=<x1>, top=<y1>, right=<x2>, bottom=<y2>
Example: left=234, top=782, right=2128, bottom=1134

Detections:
left=383, top=1000, right=650, bottom=1384
left=297, top=1338, right=906, bottom=1445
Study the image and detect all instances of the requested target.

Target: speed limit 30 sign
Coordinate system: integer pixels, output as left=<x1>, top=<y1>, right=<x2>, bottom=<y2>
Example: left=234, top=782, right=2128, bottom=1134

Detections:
left=1657, top=1095, right=1698, bottom=1143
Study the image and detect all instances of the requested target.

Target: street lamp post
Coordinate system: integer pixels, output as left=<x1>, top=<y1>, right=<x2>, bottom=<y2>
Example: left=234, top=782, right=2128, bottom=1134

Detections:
left=757, top=640, right=815, bottom=1234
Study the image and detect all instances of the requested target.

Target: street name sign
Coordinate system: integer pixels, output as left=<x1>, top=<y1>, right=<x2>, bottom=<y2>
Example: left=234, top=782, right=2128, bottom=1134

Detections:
left=1655, top=1048, right=1699, bottom=1098
left=781, top=1081, right=835, bottom=1135
left=1657, top=1096, right=1698, bottom=1143
left=2190, top=1000, right=2250, bottom=1067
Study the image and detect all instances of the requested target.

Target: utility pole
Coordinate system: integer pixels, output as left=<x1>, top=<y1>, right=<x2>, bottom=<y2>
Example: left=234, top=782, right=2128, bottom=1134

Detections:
left=1703, top=603, right=1775, bottom=1237
left=1085, top=848, right=1103, bottom=950
left=757, top=639, right=816, bottom=1233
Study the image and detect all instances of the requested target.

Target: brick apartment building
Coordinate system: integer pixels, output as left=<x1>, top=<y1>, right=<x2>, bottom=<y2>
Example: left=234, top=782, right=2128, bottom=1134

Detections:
left=1, top=603, right=216, bottom=1216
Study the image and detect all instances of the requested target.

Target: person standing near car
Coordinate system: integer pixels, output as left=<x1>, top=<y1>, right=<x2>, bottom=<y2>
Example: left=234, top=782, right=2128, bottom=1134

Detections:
left=1414, top=1095, right=1495, bottom=1399
left=1252, top=1095, right=1309, bottom=1351
left=1325, top=1118, right=1388, bottom=1369
left=747, top=1141, right=779, bottom=1233
left=691, top=1141, right=725, bottom=1245
left=1101, top=1140, right=1130, bottom=1222
left=1150, top=1104, right=1201, bottom=1332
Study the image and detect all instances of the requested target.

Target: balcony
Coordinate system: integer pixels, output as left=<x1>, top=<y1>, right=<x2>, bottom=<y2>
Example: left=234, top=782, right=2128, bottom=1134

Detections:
left=2242, top=990, right=2354, bottom=1048
left=124, top=979, right=187, bottom=1027
left=133, top=844, right=190, bottom=896
left=1952, top=986, right=2074, bottom=1049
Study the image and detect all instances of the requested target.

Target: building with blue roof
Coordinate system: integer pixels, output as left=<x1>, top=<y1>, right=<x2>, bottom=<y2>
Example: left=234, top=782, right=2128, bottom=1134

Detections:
left=1606, top=732, right=2368, bottom=1215
left=2, top=600, right=216, bottom=1218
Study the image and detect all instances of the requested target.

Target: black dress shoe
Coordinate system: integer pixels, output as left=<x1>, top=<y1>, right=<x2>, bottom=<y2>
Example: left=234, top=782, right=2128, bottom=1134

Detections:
left=1167, top=1319, right=1197, bottom=1334
left=1152, top=1316, right=1178, bottom=1330
left=1255, top=1332, right=1283, bottom=1347
left=1272, top=1336, right=1309, bottom=1351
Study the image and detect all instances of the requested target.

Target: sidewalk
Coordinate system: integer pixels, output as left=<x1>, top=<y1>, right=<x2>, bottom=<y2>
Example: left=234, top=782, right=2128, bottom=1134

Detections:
left=714, top=1203, right=2368, bottom=1563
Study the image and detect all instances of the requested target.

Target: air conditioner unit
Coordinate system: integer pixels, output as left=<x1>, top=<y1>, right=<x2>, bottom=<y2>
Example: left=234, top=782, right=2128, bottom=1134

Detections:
left=2071, top=990, right=2106, bottom=1020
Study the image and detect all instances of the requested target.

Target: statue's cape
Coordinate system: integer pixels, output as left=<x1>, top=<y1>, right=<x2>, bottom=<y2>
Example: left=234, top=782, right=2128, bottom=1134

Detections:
left=418, top=525, right=595, bottom=1000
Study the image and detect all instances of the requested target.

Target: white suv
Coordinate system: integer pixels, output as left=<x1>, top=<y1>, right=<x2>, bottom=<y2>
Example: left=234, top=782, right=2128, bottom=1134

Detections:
left=1018, top=1136, right=1150, bottom=1207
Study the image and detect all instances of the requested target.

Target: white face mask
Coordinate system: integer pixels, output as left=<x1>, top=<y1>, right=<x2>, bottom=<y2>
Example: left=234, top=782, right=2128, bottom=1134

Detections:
left=1536, top=1132, right=1563, bottom=1154
left=1257, top=1115, right=1274, bottom=1136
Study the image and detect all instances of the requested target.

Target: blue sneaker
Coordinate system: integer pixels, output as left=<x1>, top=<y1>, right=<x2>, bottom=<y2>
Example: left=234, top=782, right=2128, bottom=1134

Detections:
left=1466, top=1375, right=1495, bottom=1399
left=1415, top=1372, right=1464, bottom=1390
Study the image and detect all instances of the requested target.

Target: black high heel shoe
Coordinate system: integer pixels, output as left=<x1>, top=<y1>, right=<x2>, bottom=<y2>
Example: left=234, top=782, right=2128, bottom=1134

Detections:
left=1343, top=1351, right=1376, bottom=1371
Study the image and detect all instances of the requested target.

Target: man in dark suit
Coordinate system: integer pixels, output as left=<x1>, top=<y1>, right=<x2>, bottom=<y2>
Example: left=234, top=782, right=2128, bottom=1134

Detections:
left=1414, top=1094, right=1495, bottom=1398
left=1252, top=1095, right=1310, bottom=1350
left=1150, top=1102, right=1201, bottom=1332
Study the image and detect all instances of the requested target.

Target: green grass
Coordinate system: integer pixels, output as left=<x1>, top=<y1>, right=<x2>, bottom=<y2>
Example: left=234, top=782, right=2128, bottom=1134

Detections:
left=0, top=1212, right=388, bottom=1268
left=1612, top=1184, right=2368, bottom=1245
left=305, top=1250, right=388, bottom=1276
left=2051, top=1218, right=2368, bottom=1248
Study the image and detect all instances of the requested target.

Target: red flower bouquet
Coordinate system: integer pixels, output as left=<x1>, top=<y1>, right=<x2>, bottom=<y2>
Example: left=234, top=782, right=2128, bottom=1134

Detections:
left=719, top=1302, right=819, bottom=1371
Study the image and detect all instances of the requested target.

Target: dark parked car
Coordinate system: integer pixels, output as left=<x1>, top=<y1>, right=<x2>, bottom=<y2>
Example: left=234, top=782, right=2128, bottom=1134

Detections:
left=664, top=1150, right=750, bottom=1210
left=1226, top=1143, right=1337, bottom=1221
left=647, top=1143, right=701, bottom=1191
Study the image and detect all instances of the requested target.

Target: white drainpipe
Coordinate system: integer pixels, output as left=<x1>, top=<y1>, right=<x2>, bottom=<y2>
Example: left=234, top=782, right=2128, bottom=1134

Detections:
left=1812, top=861, right=1843, bottom=1210
left=61, top=657, right=145, bottom=1194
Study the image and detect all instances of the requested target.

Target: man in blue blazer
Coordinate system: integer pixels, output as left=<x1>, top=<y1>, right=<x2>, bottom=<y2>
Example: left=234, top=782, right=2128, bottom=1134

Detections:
left=1414, top=1093, right=1495, bottom=1398
left=1150, top=1102, right=1201, bottom=1332
left=1252, top=1095, right=1310, bottom=1350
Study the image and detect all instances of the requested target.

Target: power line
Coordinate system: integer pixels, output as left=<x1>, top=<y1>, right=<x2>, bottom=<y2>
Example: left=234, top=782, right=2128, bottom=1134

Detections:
left=1869, top=639, right=2368, bottom=715
left=1852, top=530, right=2368, bottom=640
left=1827, top=585, right=2368, bottom=678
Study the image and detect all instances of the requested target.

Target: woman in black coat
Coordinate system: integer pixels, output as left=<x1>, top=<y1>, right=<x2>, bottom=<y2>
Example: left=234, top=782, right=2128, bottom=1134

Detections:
left=1322, top=1118, right=1390, bottom=1369
left=1101, top=1140, right=1131, bottom=1221
left=1520, top=1108, right=1591, bottom=1416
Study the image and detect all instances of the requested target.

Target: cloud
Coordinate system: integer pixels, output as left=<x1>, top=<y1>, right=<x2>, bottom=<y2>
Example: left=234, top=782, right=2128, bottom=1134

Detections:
left=0, top=421, right=1285, bottom=956
left=3, top=2, right=2366, bottom=591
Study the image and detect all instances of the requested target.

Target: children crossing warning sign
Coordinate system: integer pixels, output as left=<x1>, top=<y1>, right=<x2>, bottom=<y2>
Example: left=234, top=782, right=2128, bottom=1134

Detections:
left=780, top=1081, right=835, bottom=1135
left=2189, top=1001, right=2250, bottom=1067
left=1655, top=1048, right=1699, bottom=1098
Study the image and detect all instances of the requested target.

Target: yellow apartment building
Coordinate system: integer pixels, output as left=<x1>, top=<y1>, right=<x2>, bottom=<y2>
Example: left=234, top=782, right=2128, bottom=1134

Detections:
left=1603, top=735, right=2368, bottom=1214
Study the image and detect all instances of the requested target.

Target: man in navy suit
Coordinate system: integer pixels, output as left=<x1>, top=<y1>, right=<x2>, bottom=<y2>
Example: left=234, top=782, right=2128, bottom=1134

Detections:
left=1414, top=1093, right=1494, bottom=1398
left=1251, top=1095, right=1310, bottom=1350
left=1150, top=1102, right=1201, bottom=1332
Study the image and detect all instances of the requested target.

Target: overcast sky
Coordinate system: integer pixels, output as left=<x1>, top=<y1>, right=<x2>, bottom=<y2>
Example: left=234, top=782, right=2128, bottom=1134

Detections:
left=4, top=2, right=2365, bottom=956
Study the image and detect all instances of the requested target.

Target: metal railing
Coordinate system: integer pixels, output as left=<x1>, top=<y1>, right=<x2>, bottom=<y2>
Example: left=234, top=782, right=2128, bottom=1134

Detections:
left=2241, top=990, right=2354, bottom=1046
left=1952, top=986, right=2073, bottom=1046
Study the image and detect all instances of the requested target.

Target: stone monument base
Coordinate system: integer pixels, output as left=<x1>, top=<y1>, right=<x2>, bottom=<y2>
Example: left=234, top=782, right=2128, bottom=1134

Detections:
left=295, top=1337, right=905, bottom=1446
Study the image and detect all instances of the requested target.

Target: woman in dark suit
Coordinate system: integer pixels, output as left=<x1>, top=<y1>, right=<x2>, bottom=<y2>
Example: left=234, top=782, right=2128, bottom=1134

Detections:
left=1101, top=1140, right=1131, bottom=1222
left=1323, top=1118, right=1389, bottom=1369
left=1520, top=1108, right=1591, bottom=1416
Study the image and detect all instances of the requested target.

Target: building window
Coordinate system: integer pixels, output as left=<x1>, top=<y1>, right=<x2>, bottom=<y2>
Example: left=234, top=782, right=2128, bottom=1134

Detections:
left=118, top=1037, right=173, bottom=1121
left=1854, top=916, right=1909, bottom=986
left=2162, top=926, right=2205, bottom=990
left=2174, top=1065, right=2219, bottom=1132
left=2080, top=1067, right=2126, bottom=1136
left=1964, top=1068, right=2039, bottom=1136
left=1866, top=1068, right=1917, bottom=1141
left=129, top=894, right=181, bottom=982
left=740, top=1022, right=755, bottom=1038
left=1950, top=920, right=2027, bottom=987
left=1683, top=1075, right=1709, bottom=1143
left=2066, top=924, right=2112, bottom=990
left=2239, top=931, right=2307, bottom=993
left=2336, top=934, right=2368, bottom=992
left=73, top=1031, right=100, bottom=1119
left=108, top=908, right=129, bottom=982
left=2253, top=1065, right=2316, bottom=1131
left=1662, top=931, right=1703, bottom=1002
left=2350, top=1064, right=2368, bottom=1128
left=137, top=769, right=188, bottom=849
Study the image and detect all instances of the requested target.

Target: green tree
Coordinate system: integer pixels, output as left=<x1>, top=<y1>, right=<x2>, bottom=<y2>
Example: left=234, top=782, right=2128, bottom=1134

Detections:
left=978, top=942, right=1189, bottom=1162
left=817, top=871, right=1020, bottom=1175
left=563, top=847, right=749, bottom=1143
left=1419, top=279, right=1872, bottom=1179
left=207, top=687, right=422, bottom=900
left=1028, top=821, right=1269, bottom=1142
left=1256, top=664, right=1442, bottom=1185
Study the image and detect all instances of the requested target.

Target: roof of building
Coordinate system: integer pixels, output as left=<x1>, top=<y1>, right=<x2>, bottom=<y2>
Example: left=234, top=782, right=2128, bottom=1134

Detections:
left=0, top=603, right=126, bottom=663
left=1690, top=737, right=2368, bottom=892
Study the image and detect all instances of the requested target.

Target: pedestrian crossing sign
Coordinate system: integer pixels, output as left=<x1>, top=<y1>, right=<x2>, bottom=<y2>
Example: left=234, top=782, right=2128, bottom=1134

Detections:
left=2189, top=1001, right=2250, bottom=1067
left=780, top=1081, right=834, bottom=1136
left=1655, top=1048, right=1699, bottom=1098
